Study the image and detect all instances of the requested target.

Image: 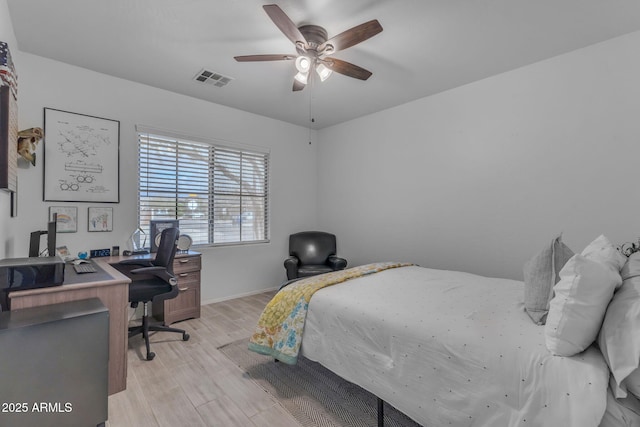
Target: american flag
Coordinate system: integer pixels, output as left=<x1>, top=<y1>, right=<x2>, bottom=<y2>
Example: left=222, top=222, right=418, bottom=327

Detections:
left=0, top=41, right=17, bottom=99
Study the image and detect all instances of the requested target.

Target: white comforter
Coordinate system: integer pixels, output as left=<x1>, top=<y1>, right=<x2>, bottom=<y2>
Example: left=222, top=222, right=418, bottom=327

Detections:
left=300, top=265, right=611, bottom=427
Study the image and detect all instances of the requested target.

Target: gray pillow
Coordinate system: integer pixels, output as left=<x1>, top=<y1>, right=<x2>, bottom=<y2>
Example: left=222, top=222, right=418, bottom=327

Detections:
left=523, top=234, right=574, bottom=325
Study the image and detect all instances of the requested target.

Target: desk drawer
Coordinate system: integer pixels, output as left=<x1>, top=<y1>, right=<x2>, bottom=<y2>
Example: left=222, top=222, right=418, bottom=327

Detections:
left=173, top=256, right=201, bottom=274
left=166, top=285, right=200, bottom=323
left=176, top=271, right=200, bottom=287
left=153, top=277, right=200, bottom=324
left=155, top=254, right=201, bottom=325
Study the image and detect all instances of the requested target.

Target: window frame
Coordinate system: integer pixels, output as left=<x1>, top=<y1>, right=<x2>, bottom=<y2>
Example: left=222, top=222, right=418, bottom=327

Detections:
left=136, top=126, right=270, bottom=247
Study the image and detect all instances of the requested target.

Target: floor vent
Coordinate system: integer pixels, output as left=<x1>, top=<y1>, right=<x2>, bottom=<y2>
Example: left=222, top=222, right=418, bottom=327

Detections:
left=193, top=69, right=234, bottom=87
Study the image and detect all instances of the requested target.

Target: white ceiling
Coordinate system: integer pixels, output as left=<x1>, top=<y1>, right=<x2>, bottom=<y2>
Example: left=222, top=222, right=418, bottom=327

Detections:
left=7, top=0, right=640, bottom=129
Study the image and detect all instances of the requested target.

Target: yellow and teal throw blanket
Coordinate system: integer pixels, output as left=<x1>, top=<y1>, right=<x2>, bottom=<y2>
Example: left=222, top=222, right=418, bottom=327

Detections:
left=248, top=262, right=414, bottom=364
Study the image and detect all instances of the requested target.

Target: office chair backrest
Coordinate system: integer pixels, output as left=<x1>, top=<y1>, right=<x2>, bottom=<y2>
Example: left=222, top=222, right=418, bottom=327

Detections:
left=153, top=227, right=179, bottom=271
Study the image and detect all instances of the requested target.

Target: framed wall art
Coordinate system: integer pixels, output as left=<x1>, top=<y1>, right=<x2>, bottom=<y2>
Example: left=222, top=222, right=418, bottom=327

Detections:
left=49, top=206, right=78, bottom=233
left=88, top=207, right=113, bottom=232
left=43, top=108, right=120, bottom=202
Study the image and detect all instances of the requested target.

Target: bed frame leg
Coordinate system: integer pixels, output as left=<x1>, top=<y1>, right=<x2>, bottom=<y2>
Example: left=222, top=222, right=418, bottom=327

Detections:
left=377, top=397, right=384, bottom=427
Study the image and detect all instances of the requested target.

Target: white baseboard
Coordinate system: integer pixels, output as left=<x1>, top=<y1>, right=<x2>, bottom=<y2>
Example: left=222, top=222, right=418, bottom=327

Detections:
left=200, top=286, right=279, bottom=306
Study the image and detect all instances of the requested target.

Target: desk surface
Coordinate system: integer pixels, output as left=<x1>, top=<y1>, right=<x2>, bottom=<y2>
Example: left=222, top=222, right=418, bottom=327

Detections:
left=64, top=260, right=117, bottom=284
left=10, top=250, right=199, bottom=298
left=99, top=250, right=200, bottom=264
left=10, top=258, right=131, bottom=298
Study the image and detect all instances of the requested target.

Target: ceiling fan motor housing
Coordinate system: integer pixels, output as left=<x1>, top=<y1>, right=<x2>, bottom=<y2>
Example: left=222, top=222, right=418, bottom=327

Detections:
left=298, top=25, right=329, bottom=53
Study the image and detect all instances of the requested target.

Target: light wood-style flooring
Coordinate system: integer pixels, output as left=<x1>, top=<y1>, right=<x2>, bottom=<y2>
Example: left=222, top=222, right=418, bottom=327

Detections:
left=107, top=290, right=303, bottom=427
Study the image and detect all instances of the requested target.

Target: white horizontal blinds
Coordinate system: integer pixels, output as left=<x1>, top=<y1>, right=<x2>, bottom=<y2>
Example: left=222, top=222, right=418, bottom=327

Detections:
left=212, top=147, right=269, bottom=244
left=138, top=133, right=211, bottom=245
left=138, top=130, right=268, bottom=246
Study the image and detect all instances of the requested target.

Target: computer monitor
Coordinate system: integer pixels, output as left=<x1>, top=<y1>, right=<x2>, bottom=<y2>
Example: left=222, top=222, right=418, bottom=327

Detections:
left=28, top=214, right=57, bottom=257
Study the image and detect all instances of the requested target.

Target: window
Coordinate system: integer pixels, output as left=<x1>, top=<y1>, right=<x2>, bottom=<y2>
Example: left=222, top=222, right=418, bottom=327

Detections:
left=137, top=128, right=269, bottom=246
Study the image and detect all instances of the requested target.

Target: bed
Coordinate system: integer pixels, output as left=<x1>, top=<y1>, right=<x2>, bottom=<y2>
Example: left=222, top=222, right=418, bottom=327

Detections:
left=249, top=239, right=640, bottom=427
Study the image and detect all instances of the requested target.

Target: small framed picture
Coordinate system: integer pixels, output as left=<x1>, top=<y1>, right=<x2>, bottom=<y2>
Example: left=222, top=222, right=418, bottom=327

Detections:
left=49, top=206, right=78, bottom=233
left=88, top=207, right=113, bottom=232
left=56, top=245, right=71, bottom=260
left=150, top=219, right=179, bottom=252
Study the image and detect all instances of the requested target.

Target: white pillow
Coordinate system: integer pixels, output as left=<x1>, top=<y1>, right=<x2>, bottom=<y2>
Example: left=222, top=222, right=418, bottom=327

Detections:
left=581, top=234, right=627, bottom=278
left=597, top=252, right=640, bottom=398
left=545, top=235, right=624, bottom=357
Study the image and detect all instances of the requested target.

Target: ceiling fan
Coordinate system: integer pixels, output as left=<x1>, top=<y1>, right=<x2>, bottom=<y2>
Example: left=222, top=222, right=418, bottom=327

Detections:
left=234, top=4, right=383, bottom=91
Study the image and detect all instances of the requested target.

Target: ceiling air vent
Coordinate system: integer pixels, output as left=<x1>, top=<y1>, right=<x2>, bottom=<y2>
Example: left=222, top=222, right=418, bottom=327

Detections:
left=193, top=69, right=234, bottom=87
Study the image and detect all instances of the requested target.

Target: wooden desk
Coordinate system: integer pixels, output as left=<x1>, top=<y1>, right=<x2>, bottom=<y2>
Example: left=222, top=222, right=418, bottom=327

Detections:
left=8, top=259, right=130, bottom=395
left=7, top=251, right=201, bottom=396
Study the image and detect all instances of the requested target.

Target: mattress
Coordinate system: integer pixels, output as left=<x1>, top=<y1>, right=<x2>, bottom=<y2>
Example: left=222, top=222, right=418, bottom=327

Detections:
left=300, top=265, right=612, bottom=427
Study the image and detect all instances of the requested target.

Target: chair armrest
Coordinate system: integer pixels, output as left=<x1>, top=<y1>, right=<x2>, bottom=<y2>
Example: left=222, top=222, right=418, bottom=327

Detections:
left=130, top=266, right=176, bottom=283
left=118, top=258, right=154, bottom=267
left=327, top=256, right=347, bottom=271
left=129, top=266, right=165, bottom=274
left=284, top=256, right=300, bottom=280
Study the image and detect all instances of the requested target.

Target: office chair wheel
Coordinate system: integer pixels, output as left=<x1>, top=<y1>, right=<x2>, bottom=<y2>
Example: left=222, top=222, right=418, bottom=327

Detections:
left=183, top=332, right=190, bottom=341
left=146, top=351, right=156, bottom=361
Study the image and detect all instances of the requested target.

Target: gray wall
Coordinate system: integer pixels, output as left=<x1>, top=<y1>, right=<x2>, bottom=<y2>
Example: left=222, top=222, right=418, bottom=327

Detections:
left=317, top=31, right=640, bottom=281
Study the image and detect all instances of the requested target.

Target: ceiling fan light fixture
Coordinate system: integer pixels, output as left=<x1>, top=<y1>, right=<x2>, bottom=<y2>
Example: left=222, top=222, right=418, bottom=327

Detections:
left=236, top=5, right=382, bottom=92
left=295, top=56, right=311, bottom=73
left=294, top=71, right=308, bottom=84
left=316, top=63, right=333, bottom=82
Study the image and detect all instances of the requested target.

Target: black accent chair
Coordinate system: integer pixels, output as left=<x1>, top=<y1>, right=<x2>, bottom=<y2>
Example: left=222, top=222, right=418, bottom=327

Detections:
left=284, top=231, right=347, bottom=280
left=118, top=227, right=189, bottom=361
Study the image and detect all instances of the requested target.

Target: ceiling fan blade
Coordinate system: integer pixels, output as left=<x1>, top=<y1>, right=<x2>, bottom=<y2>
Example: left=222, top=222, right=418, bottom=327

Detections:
left=234, top=54, right=295, bottom=62
left=263, top=4, right=308, bottom=49
left=293, top=79, right=306, bottom=91
left=320, top=19, right=383, bottom=54
left=324, top=58, right=372, bottom=80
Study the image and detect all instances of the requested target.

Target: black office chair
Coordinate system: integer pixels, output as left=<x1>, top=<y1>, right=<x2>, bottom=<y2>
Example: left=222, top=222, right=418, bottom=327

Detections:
left=284, top=231, right=347, bottom=280
left=118, top=227, right=189, bottom=361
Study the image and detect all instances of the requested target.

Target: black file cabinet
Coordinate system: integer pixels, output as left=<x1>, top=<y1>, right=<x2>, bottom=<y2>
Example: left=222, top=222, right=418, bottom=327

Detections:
left=0, top=298, right=108, bottom=427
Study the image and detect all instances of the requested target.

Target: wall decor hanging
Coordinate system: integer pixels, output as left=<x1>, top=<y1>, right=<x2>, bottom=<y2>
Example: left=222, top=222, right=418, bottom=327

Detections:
left=17, top=127, right=43, bottom=166
left=0, top=41, right=18, bottom=195
left=49, top=206, right=78, bottom=233
left=43, top=108, right=120, bottom=202
left=88, top=207, right=113, bottom=232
